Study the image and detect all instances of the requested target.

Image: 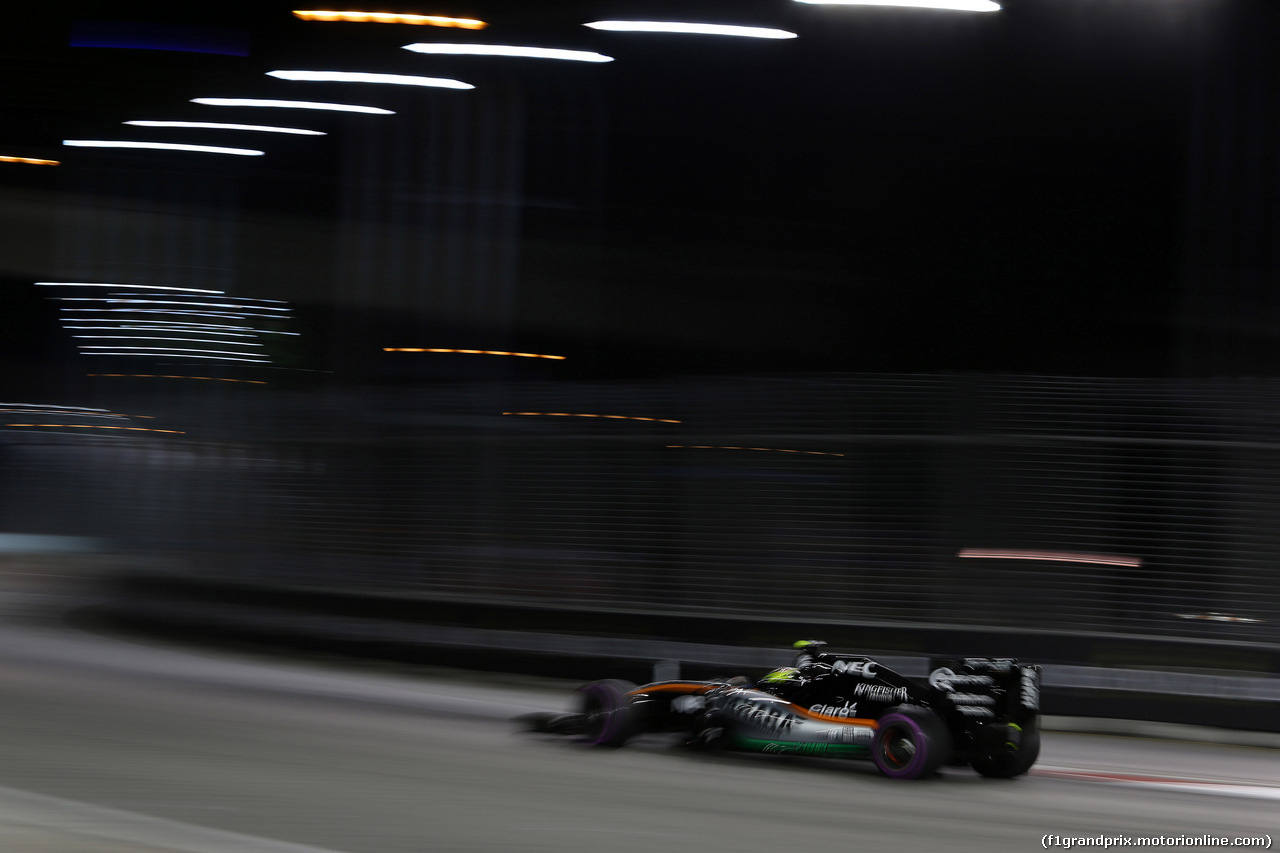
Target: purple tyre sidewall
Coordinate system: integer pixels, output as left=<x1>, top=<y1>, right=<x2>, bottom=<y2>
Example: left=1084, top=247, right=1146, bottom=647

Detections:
left=578, top=681, right=626, bottom=746
left=872, top=712, right=931, bottom=779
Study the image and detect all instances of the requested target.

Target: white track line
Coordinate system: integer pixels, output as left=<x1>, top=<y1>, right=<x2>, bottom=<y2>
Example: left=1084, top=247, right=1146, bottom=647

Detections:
left=0, top=784, right=355, bottom=853
left=1034, top=766, right=1280, bottom=802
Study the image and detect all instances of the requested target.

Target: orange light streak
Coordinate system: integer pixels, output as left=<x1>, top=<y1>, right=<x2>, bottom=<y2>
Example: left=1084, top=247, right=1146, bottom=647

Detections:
left=0, top=154, right=59, bottom=163
left=383, top=348, right=565, bottom=360
left=86, top=373, right=268, bottom=384
left=292, top=10, right=487, bottom=28
left=957, top=548, right=1142, bottom=568
left=666, top=445, right=845, bottom=457
left=5, top=424, right=184, bottom=434
left=504, top=412, right=681, bottom=423
left=0, top=155, right=59, bottom=165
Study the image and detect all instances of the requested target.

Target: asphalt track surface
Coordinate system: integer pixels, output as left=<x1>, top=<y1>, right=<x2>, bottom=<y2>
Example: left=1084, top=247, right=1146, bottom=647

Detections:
left=1, top=619, right=1277, bottom=853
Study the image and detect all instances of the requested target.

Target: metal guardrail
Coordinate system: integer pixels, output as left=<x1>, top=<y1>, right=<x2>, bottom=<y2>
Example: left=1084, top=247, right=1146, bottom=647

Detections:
left=5, top=373, right=1280, bottom=646
left=107, top=597, right=1280, bottom=704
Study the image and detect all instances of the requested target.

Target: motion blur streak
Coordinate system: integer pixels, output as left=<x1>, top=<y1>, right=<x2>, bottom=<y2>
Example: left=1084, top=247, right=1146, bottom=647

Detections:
left=0, top=402, right=107, bottom=412
left=957, top=549, right=1143, bottom=568
left=402, top=43, right=614, bottom=63
left=192, top=98, right=395, bottom=114
left=86, top=374, right=268, bottom=384
left=74, top=337, right=264, bottom=346
left=125, top=121, right=326, bottom=135
left=62, top=140, right=264, bottom=156
left=35, top=282, right=224, bottom=294
left=66, top=328, right=258, bottom=337
left=667, top=444, right=846, bottom=457
left=383, top=348, right=567, bottom=359
left=0, top=155, right=59, bottom=165
left=267, top=70, right=474, bottom=90
left=503, top=412, right=682, bottom=423
left=292, top=10, right=488, bottom=28
left=78, top=351, right=270, bottom=362
left=584, top=21, right=798, bottom=39
left=63, top=309, right=247, bottom=318
left=57, top=299, right=288, bottom=311
left=4, top=424, right=184, bottom=434
left=795, top=0, right=1000, bottom=10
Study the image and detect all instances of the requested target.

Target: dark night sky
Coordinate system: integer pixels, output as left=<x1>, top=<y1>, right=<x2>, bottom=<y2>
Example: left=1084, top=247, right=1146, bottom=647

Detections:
left=2, top=0, right=1276, bottom=385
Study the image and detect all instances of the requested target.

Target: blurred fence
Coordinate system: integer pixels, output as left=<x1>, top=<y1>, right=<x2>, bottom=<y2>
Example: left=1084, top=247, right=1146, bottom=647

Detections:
left=4, top=373, right=1280, bottom=644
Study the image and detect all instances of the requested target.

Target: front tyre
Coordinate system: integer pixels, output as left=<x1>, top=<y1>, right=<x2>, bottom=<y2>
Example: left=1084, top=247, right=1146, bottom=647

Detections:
left=871, top=706, right=952, bottom=780
left=971, top=730, right=1041, bottom=778
left=576, top=679, right=637, bottom=747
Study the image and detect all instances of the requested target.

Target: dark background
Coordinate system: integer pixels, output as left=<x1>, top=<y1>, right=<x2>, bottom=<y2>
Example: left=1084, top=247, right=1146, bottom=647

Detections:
left=4, top=0, right=1276, bottom=386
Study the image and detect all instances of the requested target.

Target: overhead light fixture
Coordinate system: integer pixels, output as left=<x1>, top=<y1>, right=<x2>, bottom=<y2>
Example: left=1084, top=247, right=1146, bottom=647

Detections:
left=584, top=21, right=797, bottom=39
left=266, top=70, right=474, bottom=89
left=192, top=98, right=395, bottom=114
left=402, top=43, right=613, bottom=63
left=125, top=121, right=326, bottom=135
left=794, top=0, right=1000, bottom=11
left=63, top=140, right=264, bottom=156
left=292, top=10, right=487, bottom=28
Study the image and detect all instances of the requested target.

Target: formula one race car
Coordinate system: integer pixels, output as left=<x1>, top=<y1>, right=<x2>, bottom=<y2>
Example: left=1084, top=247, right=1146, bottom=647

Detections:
left=524, top=641, right=1041, bottom=780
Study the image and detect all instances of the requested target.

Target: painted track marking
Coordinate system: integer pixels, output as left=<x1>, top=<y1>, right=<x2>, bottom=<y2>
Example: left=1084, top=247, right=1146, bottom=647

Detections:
left=0, top=784, right=355, bottom=853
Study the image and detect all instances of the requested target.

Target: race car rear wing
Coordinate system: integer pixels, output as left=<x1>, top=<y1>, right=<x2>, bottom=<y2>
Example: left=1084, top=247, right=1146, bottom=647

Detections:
left=927, top=656, right=1041, bottom=727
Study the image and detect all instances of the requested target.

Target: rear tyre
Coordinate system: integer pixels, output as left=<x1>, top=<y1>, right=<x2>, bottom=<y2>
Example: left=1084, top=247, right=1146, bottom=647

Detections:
left=871, top=706, right=952, bottom=780
left=576, top=679, right=637, bottom=747
left=971, top=730, right=1041, bottom=778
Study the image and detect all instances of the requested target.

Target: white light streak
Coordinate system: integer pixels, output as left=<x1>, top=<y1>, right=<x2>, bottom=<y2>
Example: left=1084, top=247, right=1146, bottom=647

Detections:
left=63, top=140, right=264, bottom=156
left=73, top=337, right=264, bottom=346
left=81, top=352, right=271, bottom=363
left=125, top=121, right=326, bottom=135
left=35, top=282, right=224, bottom=294
left=61, top=309, right=249, bottom=318
left=58, top=298, right=291, bottom=311
left=0, top=402, right=108, bottom=412
left=192, top=98, right=395, bottom=114
left=267, top=70, right=474, bottom=89
left=66, top=327, right=259, bottom=337
left=794, top=0, right=1000, bottom=11
left=0, top=410, right=127, bottom=418
left=584, top=21, right=797, bottom=39
left=402, top=43, right=613, bottom=62
left=63, top=322, right=253, bottom=331
left=78, top=346, right=270, bottom=357
left=957, top=548, right=1141, bottom=567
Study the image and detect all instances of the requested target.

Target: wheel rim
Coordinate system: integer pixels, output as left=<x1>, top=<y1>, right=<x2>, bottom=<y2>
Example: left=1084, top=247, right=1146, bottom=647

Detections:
left=583, top=697, right=609, bottom=740
left=871, top=712, right=934, bottom=778
left=579, top=684, right=622, bottom=745
left=880, top=725, right=917, bottom=768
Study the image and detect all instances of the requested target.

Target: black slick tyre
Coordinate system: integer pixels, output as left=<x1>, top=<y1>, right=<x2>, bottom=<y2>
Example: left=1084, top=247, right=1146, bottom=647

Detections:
left=576, top=679, right=637, bottom=747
